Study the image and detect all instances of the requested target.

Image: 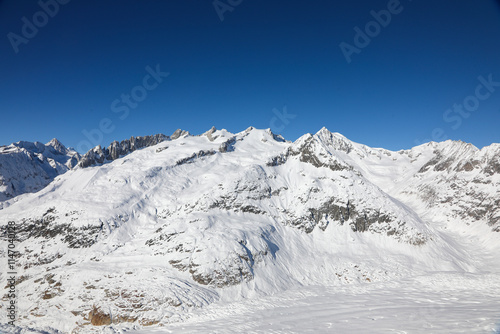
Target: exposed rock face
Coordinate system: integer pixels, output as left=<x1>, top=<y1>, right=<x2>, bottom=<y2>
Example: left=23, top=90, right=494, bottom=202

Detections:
left=79, top=134, right=168, bottom=168
left=204, top=126, right=217, bottom=141
left=266, top=135, right=352, bottom=172
left=218, top=137, right=236, bottom=153
left=89, top=306, right=112, bottom=326
left=176, top=150, right=216, bottom=166
left=0, top=208, right=104, bottom=255
left=170, top=129, right=190, bottom=140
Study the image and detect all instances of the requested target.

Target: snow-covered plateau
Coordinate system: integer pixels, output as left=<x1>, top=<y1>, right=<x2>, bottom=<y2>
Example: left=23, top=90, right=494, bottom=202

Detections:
left=0, top=127, right=499, bottom=333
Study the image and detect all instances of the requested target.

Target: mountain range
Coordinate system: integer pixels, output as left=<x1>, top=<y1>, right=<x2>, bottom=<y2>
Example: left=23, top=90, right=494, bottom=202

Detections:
left=0, top=127, right=499, bottom=333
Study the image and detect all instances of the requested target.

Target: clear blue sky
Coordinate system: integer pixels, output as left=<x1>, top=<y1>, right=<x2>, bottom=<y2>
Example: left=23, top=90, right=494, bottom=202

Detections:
left=1, top=0, right=499, bottom=152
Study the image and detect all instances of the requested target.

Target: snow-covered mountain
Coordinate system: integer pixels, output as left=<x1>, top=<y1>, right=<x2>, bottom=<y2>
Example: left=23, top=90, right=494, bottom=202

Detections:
left=0, top=139, right=80, bottom=203
left=0, top=127, right=499, bottom=333
left=311, top=128, right=500, bottom=233
left=0, top=134, right=174, bottom=206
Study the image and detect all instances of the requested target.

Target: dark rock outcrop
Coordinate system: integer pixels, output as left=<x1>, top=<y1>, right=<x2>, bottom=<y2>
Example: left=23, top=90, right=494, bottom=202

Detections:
left=219, top=137, right=236, bottom=153
left=176, top=150, right=217, bottom=166
left=79, top=134, right=168, bottom=168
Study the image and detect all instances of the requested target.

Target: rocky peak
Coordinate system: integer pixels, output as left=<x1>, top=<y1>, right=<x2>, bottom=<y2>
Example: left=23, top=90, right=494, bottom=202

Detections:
left=203, top=126, right=218, bottom=142
left=314, top=127, right=354, bottom=154
left=79, top=134, right=168, bottom=168
left=171, top=129, right=190, bottom=140
left=265, top=128, right=286, bottom=142
left=45, top=138, right=68, bottom=155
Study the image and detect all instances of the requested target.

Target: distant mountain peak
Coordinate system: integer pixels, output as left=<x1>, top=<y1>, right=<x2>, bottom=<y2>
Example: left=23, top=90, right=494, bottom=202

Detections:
left=46, top=137, right=63, bottom=146
left=0, top=138, right=80, bottom=202
left=265, top=128, right=286, bottom=142
left=203, top=126, right=218, bottom=141
left=46, top=138, right=68, bottom=154
left=314, top=127, right=355, bottom=154
left=316, top=126, right=331, bottom=134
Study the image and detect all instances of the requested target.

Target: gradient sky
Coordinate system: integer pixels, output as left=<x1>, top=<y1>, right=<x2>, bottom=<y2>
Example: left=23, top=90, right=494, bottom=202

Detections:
left=1, top=0, right=499, bottom=152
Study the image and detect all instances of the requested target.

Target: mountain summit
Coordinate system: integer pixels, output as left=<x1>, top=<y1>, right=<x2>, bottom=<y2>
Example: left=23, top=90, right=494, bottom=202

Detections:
left=0, top=139, right=80, bottom=202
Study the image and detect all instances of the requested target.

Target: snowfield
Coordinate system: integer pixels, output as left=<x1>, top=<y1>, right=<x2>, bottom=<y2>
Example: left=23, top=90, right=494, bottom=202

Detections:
left=0, top=127, right=499, bottom=333
left=126, top=273, right=500, bottom=334
left=3, top=273, right=499, bottom=333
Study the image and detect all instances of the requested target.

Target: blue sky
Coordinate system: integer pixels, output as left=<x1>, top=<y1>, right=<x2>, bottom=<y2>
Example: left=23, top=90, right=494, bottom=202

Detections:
left=1, top=0, right=499, bottom=152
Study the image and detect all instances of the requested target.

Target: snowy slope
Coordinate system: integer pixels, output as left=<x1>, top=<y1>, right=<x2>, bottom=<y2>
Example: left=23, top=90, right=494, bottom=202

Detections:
left=0, top=133, right=174, bottom=207
left=125, top=272, right=500, bottom=334
left=0, top=127, right=499, bottom=333
left=314, top=129, right=500, bottom=235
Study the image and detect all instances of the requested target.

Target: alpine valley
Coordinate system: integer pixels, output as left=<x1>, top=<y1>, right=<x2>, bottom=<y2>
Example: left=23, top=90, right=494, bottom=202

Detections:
left=1, top=127, right=499, bottom=333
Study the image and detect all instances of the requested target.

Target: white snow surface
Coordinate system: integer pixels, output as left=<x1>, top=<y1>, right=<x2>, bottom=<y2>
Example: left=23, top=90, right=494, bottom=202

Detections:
left=0, top=127, right=499, bottom=333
